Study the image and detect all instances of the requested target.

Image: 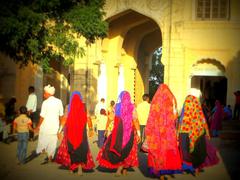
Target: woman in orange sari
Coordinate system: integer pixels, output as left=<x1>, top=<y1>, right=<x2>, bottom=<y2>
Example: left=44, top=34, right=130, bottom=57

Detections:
left=145, top=84, right=182, bottom=180
left=97, top=91, right=140, bottom=176
left=55, top=91, right=95, bottom=175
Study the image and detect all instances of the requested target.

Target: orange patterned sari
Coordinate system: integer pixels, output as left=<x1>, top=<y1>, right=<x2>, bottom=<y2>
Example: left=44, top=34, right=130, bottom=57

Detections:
left=145, top=84, right=182, bottom=175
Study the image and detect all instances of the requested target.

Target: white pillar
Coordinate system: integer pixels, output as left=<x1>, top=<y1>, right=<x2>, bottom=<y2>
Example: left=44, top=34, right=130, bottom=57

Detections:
left=117, top=64, right=124, bottom=97
left=97, top=63, right=107, bottom=101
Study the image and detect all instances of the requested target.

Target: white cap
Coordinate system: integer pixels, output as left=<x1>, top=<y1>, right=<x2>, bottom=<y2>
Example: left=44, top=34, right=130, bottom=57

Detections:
left=189, top=88, right=202, bottom=99
left=44, top=84, right=55, bottom=95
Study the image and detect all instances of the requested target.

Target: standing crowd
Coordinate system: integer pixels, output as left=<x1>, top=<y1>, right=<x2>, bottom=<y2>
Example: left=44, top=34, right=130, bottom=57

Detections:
left=1, top=83, right=239, bottom=179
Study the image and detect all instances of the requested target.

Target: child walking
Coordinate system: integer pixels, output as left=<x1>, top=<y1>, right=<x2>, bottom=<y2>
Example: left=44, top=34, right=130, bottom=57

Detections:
left=13, top=106, right=33, bottom=164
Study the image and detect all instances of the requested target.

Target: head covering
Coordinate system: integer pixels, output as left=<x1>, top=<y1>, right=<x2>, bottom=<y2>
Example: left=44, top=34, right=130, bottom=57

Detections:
left=188, top=88, right=202, bottom=99
left=44, top=84, right=55, bottom=95
left=115, top=91, right=134, bottom=147
left=66, top=91, right=87, bottom=150
left=68, top=91, right=82, bottom=112
left=178, top=94, right=209, bottom=152
left=145, top=84, right=181, bottom=170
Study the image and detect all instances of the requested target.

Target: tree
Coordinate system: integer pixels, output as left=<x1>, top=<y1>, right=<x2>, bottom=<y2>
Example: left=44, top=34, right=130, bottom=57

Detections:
left=149, top=47, right=164, bottom=99
left=0, top=0, right=108, bottom=72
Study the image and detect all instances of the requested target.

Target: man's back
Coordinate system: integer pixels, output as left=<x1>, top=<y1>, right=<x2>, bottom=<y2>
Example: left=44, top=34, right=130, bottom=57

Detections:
left=26, top=93, right=37, bottom=112
left=40, top=96, right=63, bottom=134
left=136, top=101, right=150, bottom=126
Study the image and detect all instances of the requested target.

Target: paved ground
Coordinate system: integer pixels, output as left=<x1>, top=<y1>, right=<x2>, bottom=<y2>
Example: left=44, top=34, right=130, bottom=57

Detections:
left=0, top=133, right=238, bottom=180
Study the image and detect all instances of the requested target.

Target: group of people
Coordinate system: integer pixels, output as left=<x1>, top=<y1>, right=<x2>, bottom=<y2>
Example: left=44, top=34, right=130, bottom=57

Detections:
left=0, top=86, right=37, bottom=163
left=2, top=83, right=224, bottom=179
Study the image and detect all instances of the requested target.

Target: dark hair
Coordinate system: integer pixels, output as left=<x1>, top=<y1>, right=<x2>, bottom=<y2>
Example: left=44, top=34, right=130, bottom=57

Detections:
left=110, top=100, right=115, bottom=106
left=19, top=106, right=28, bottom=114
left=28, top=86, right=35, bottom=93
left=142, top=94, right=149, bottom=101
left=100, top=98, right=105, bottom=102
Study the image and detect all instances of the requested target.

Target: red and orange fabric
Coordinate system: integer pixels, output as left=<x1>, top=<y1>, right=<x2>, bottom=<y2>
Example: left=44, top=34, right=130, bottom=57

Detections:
left=145, top=84, right=181, bottom=173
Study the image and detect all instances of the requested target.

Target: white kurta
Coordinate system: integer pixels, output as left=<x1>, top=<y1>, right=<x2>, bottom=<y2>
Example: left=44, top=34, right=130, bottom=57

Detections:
left=95, top=102, right=107, bottom=131
left=97, top=63, right=107, bottom=101
left=36, top=96, right=63, bottom=157
left=118, top=65, right=124, bottom=97
left=26, top=93, right=37, bottom=112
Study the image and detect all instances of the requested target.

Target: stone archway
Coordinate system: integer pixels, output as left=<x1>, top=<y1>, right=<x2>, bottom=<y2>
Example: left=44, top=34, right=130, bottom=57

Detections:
left=191, top=58, right=227, bottom=107
left=192, top=58, right=226, bottom=76
left=102, top=10, right=162, bottom=103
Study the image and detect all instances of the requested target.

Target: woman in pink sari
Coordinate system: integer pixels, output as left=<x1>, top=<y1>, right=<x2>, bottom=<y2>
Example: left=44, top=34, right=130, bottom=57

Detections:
left=145, top=84, right=182, bottom=180
left=97, top=91, right=140, bottom=176
left=210, top=100, right=224, bottom=137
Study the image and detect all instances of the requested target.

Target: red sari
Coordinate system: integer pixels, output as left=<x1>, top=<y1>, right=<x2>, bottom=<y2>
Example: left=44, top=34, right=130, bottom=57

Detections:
left=145, top=84, right=182, bottom=175
left=97, top=91, right=139, bottom=169
left=55, top=91, right=95, bottom=170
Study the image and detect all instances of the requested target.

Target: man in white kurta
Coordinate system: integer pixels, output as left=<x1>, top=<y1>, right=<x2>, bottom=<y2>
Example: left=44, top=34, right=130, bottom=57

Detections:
left=26, top=86, right=37, bottom=140
left=35, top=85, right=63, bottom=162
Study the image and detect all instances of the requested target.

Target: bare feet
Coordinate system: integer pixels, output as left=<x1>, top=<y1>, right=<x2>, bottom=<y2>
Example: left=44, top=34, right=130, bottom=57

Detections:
left=115, top=166, right=123, bottom=177
left=48, top=156, right=53, bottom=162
left=122, top=168, right=127, bottom=176
left=195, top=168, right=200, bottom=176
left=160, top=175, right=165, bottom=180
left=77, top=166, right=83, bottom=176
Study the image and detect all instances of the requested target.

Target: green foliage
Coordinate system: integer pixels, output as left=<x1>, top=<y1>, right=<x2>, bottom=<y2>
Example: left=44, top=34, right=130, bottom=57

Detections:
left=149, top=47, right=164, bottom=99
left=0, top=0, right=108, bottom=72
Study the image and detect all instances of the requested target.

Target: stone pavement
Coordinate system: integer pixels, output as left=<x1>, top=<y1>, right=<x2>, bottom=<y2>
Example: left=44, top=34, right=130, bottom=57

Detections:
left=0, top=133, right=237, bottom=180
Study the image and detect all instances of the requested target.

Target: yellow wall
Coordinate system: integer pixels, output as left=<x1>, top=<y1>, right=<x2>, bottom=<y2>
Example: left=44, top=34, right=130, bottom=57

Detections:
left=1, top=0, right=239, bottom=114
left=86, top=0, right=240, bottom=110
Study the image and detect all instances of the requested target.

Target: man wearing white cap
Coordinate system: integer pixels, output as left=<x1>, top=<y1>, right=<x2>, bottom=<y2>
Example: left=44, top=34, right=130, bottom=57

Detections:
left=35, top=84, right=64, bottom=164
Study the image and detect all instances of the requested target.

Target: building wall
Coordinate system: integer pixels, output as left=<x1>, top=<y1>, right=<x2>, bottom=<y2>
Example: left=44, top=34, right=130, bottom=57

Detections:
left=2, top=0, right=239, bottom=114
left=179, top=0, right=240, bottom=107
left=94, top=0, right=240, bottom=110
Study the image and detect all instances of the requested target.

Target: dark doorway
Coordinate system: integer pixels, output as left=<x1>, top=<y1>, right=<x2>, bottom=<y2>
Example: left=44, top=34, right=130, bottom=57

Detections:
left=191, top=76, right=227, bottom=109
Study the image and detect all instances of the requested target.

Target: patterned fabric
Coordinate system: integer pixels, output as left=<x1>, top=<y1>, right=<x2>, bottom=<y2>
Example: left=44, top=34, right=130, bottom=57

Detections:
left=55, top=135, right=95, bottom=169
left=115, top=91, right=134, bottom=147
left=145, top=84, right=181, bottom=173
left=55, top=135, right=71, bottom=167
left=97, top=91, right=138, bottom=169
left=97, top=132, right=139, bottom=169
left=178, top=95, right=209, bottom=153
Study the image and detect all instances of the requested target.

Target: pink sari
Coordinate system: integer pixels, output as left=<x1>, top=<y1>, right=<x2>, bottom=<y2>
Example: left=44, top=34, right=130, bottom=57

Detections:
left=210, top=100, right=224, bottom=132
left=97, top=91, right=138, bottom=169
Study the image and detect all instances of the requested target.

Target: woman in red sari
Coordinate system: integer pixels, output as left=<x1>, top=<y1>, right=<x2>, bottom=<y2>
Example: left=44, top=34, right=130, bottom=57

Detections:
left=55, top=91, right=95, bottom=175
left=97, top=91, right=140, bottom=176
left=145, top=84, right=182, bottom=180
